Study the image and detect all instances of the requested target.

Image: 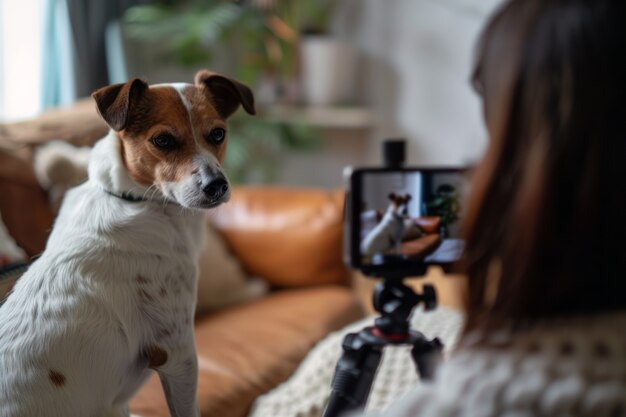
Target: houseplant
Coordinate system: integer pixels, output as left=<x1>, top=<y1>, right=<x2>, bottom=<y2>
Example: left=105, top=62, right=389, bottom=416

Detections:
left=122, top=0, right=318, bottom=183
left=424, top=184, right=461, bottom=238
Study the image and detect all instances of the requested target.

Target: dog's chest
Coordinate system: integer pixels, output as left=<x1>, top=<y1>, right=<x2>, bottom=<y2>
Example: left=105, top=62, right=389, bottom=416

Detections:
left=126, top=255, right=196, bottom=352
left=130, top=213, right=204, bottom=338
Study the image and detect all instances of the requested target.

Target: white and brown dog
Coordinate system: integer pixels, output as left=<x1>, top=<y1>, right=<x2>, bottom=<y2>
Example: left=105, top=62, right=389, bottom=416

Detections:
left=0, top=70, right=254, bottom=417
left=361, top=193, right=415, bottom=257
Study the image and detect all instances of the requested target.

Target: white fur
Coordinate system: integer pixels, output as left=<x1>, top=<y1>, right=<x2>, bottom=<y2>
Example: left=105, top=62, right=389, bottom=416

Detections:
left=0, top=132, right=206, bottom=417
left=361, top=203, right=408, bottom=256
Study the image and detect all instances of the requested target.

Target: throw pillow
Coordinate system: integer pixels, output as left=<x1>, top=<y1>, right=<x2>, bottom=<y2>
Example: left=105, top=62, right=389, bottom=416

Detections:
left=196, top=221, right=268, bottom=312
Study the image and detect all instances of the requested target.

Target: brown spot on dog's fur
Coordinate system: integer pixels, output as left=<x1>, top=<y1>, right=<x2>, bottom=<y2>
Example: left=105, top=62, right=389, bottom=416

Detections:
left=136, top=275, right=149, bottom=284
left=115, top=87, right=205, bottom=186
left=159, top=286, right=167, bottom=297
left=388, top=193, right=412, bottom=208
left=146, top=346, right=168, bottom=368
left=49, top=370, right=66, bottom=387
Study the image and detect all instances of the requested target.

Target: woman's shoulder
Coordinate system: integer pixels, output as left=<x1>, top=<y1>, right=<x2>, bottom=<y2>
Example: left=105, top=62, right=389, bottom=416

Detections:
left=371, top=311, right=626, bottom=417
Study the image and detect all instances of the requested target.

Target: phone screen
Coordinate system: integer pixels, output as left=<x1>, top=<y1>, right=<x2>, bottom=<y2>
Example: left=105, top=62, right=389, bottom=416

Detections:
left=348, top=168, right=469, bottom=274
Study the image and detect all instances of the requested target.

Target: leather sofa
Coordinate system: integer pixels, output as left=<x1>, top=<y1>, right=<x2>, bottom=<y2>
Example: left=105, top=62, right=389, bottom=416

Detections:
left=0, top=102, right=364, bottom=417
left=403, top=217, right=442, bottom=259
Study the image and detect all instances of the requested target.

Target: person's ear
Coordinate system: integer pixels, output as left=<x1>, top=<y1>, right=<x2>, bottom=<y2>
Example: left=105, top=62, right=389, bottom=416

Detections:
left=194, top=70, right=256, bottom=118
left=92, top=78, right=148, bottom=131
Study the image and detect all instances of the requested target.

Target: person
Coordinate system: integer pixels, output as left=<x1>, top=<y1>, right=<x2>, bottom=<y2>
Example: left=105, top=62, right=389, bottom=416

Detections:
left=361, top=0, right=626, bottom=416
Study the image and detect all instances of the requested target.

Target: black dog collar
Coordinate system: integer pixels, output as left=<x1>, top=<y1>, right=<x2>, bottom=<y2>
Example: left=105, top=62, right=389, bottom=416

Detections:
left=103, top=189, right=147, bottom=203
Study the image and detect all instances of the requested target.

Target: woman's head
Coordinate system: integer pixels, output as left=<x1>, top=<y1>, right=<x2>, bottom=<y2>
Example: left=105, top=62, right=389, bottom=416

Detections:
left=462, top=0, right=626, bottom=331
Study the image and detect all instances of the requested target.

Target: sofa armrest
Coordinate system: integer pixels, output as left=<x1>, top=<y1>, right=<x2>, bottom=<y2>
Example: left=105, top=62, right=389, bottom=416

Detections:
left=0, top=99, right=107, bottom=147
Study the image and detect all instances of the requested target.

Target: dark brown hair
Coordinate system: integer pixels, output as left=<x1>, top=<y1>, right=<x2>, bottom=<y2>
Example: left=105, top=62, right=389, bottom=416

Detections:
left=462, top=0, right=626, bottom=332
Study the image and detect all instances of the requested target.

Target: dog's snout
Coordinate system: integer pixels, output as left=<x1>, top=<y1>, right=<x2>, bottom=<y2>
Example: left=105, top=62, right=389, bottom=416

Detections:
left=203, top=177, right=229, bottom=200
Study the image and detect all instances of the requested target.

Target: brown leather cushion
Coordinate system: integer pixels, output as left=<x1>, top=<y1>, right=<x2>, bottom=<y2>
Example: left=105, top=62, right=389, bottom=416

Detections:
left=130, top=286, right=362, bottom=417
left=402, top=234, right=442, bottom=260
left=211, top=187, right=350, bottom=287
left=414, top=216, right=441, bottom=234
left=0, top=149, right=53, bottom=256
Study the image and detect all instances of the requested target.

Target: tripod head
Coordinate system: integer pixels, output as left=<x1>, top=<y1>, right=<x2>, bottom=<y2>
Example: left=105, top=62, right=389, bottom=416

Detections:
left=372, top=278, right=437, bottom=335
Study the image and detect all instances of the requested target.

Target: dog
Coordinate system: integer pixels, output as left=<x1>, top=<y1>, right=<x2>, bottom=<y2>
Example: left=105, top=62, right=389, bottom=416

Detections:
left=0, top=69, right=255, bottom=417
left=360, top=193, right=414, bottom=257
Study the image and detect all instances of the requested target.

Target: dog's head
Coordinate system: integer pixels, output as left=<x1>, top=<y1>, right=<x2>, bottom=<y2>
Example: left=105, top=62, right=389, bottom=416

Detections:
left=388, top=193, right=412, bottom=215
left=92, top=69, right=255, bottom=209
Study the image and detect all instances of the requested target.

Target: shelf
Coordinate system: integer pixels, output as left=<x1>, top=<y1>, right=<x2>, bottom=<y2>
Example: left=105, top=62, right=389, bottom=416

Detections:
left=258, top=105, right=375, bottom=130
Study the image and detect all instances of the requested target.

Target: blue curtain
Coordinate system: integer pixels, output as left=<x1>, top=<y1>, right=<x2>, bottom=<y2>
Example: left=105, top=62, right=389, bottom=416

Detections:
left=41, top=0, right=76, bottom=108
left=41, top=0, right=150, bottom=109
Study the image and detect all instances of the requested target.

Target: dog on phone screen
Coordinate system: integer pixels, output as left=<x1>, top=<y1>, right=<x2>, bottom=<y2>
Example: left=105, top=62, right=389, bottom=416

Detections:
left=361, top=193, right=415, bottom=257
left=0, top=70, right=255, bottom=417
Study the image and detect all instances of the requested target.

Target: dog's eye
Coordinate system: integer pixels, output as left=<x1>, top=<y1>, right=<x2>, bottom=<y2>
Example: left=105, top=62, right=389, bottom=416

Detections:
left=207, top=128, right=226, bottom=145
left=152, top=135, right=177, bottom=150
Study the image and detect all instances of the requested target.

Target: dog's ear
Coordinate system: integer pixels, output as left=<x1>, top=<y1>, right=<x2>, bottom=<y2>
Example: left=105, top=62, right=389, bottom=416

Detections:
left=195, top=70, right=256, bottom=118
left=92, top=78, right=148, bottom=131
left=388, top=193, right=396, bottom=200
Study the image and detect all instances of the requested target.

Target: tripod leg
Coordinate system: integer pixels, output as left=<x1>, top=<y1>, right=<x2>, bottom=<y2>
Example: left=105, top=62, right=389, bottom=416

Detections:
left=323, top=332, right=384, bottom=417
left=410, top=337, right=443, bottom=381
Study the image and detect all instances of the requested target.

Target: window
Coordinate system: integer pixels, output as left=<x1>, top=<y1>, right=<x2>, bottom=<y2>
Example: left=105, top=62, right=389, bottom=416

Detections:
left=0, top=0, right=43, bottom=121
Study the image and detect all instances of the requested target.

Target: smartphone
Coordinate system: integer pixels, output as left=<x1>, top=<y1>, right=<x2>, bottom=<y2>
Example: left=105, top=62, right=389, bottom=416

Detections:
left=344, top=167, right=469, bottom=277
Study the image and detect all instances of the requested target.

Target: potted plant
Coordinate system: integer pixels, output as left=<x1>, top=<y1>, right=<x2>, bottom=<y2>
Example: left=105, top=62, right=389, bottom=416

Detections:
left=121, top=0, right=318, bottom=183
left=297, top=0, right=359, bottom=106
left=424, top=184, right=461, bottom=238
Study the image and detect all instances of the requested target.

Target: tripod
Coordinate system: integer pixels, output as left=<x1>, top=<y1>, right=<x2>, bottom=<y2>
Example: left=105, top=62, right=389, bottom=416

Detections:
left=322, top=278, right=444, bottom=417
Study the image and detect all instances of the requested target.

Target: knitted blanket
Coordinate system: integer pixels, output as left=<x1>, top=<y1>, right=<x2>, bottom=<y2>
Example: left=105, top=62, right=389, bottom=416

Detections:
left=248, top=306, right=465, bottom=417
left=362, top=312, right=626, bottom=417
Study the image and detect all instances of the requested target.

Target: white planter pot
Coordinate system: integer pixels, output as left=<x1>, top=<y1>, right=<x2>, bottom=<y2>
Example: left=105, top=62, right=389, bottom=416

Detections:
left=300, top=37, right=358, bottom=106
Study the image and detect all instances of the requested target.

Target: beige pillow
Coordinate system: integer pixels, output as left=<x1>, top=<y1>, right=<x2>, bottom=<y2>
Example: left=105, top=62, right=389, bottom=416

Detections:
left=196, top=222, right=268, bottom=312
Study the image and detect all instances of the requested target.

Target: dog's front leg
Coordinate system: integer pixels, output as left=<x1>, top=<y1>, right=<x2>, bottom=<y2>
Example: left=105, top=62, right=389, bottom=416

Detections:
left=151, top=343, right=199, bottom=417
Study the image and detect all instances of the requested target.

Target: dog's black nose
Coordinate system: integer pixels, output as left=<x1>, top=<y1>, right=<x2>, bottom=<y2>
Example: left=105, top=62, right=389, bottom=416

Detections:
left=203, top=177, right=229, bottom=200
